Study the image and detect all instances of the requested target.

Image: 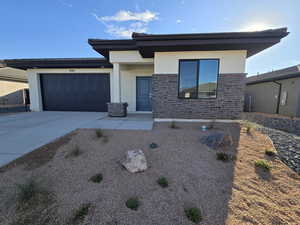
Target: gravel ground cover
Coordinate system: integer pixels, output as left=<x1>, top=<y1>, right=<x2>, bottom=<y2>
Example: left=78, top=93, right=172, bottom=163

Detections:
left=0, top=122, right=299, bottom=225
left=257, top=126, right=300, bottom=174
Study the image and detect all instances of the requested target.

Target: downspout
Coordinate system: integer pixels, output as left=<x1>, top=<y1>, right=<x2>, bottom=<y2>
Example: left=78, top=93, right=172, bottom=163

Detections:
left=273, top=81, right=282, bottom=114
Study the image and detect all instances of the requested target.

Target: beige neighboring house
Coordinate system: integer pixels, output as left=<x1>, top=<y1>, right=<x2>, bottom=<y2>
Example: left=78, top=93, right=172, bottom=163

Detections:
left=245, top=64, right=300, bottom=117
left=0, top=67, right=28, bottom=105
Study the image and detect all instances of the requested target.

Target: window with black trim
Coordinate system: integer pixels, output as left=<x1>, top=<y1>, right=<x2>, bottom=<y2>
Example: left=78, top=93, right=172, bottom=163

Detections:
left=178, top=59, right=219, bottom=99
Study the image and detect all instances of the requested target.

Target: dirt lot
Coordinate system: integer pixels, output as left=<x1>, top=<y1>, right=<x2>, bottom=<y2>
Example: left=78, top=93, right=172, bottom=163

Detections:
left=0, top=122, right=299, bottom=225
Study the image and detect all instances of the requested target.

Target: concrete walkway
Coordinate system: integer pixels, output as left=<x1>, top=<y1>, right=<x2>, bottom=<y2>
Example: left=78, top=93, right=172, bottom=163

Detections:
left=0, top=111, right=153, bottom=167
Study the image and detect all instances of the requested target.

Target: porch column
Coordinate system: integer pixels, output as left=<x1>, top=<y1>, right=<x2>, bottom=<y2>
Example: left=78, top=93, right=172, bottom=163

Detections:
left=112, top=63, right=121, bottom=102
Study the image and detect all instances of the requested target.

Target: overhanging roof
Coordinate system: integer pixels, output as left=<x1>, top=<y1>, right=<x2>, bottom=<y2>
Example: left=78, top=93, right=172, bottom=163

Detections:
left=247, top=64, right=300, bottom=85
left=0, top=58, right=112, bottom=70
left=88, top=28, right=289, bottom=58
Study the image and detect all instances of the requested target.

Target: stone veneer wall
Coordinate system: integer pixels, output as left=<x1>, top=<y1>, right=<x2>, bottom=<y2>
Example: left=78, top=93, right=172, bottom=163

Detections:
left=152, top=73, right=246, bottom=119
left=242, top=112, right=300, bottom=136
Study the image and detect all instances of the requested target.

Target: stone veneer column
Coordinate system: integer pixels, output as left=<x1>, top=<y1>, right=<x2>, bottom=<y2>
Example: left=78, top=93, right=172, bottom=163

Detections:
left=152, top=73, right=246, bottom=119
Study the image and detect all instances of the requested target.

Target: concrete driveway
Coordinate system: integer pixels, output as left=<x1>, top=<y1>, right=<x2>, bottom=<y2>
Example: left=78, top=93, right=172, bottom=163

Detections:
left=0, top=111, right=153, bottom=167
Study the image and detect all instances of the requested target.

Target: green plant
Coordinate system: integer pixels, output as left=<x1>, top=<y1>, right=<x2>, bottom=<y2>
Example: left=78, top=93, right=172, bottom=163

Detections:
left=244, top=122, right=256, bottom=134
left=216, top=152, right=230, bottom=161
left=95, top=129, right=103, bottom=138
left=16, top=179, right=40, bottom=204
left=185, top=207, right=202, bottom=223
left=255, top=160, right=271, bottom=171
left=157, top=177, right=169, bottom=188
left=125, top=198, right=140, bottom=210
left=72, top=203, right=91, bottom=223
left=90, top=173, right=103, bottom=183
left=265, top=149, right=276, bottom=156
left=66, top=146, right=81, bottom=158
left=149, top=142, right=158, bottom=149
left=170, top=121, right=179, bottom=129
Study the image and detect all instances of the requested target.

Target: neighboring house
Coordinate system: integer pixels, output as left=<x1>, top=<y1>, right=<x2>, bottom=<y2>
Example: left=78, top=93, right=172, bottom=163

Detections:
left=245, top=64, right=300, bottom=117
left=0, top=67, right=28, bottom=105
left=1, top=28, right=288, bottom=119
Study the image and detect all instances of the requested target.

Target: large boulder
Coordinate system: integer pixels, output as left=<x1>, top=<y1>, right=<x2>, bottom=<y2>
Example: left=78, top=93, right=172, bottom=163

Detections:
left=122, top=150, right=147, bottom=173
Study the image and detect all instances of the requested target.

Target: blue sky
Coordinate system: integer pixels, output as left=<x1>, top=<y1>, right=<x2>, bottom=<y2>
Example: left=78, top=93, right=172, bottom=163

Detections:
left=0, top=0, right=299, bottom=75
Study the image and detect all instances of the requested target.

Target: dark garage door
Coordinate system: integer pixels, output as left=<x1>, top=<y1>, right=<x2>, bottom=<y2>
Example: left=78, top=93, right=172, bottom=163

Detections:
left=40, top=73, right=110, bottom=112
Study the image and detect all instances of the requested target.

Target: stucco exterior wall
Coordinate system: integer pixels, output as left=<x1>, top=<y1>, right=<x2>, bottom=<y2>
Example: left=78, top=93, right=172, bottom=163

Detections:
left=120, top=65, right=154, bottom=112
left=0, top=80, right=28, bottom=97
left=245, top=77, right=300, bottom=117
left=27, top=68, right=113, bottom=112
left=278, top=77, right=300, bottom=117
left=110, top=51, right=154, bottom=64
left=245, top=82, right=279, bottom=114
left=154, top=50, right=247, bottom=74
left=0, top=80, right=28, bottom=105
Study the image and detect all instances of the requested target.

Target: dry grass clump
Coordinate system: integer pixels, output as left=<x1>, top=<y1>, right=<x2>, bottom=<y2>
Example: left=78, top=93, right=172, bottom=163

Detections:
left=65, top=146, right=82, bottom=158
left=11, top=178, right=59, bottom=225
left=71, top=203, right=92, bottom=223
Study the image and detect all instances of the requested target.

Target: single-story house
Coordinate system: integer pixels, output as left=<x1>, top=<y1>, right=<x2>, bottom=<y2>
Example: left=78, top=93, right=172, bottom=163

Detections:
left=245, top=64, right=300, bottom=117
left=1, top=28, right=288, bottom=119
left=0, top=67, right=28, bottom=105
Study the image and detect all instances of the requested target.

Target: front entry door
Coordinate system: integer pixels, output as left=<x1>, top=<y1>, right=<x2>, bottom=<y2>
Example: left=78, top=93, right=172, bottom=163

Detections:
left=136, top=77, right=152, bottom=111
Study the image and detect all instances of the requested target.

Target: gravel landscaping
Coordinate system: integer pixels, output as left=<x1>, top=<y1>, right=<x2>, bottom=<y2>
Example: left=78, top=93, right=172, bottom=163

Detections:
left=0, top=122, right=299, bottom=225
left=258, top=126, right=300, bottom=174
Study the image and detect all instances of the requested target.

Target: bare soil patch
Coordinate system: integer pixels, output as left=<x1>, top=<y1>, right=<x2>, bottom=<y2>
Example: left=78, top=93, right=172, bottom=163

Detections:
left=0, top=122, right=299, bottom=225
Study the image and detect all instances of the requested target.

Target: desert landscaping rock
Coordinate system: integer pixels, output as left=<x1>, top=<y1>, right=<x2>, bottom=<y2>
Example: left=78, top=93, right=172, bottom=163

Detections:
left=122, top=149, right=148, bottom=173
left=258, top=126, right=300, bottom=174
left=201, top=131, right=232, bottom=149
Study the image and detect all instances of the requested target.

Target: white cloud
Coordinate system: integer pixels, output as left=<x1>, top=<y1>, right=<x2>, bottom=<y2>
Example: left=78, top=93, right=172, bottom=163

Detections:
left=99, top=10, right=158, bottom=23
left=92, top=10, right=158, bottom=38
left=106, top=22, right=148, bottom=38
left=59, top=0, right=72, bottom=8
left=176, top=19, right=182, bottom=24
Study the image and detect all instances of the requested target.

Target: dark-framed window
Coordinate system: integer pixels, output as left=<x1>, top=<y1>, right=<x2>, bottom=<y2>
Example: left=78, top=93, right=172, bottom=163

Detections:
left=178, top=59, right=219, bottom=99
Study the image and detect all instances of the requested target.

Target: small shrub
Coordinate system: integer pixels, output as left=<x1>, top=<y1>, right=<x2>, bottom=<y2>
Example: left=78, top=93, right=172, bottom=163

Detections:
left=265, top=149, right=276, bottom=156
left=157, top=177, right=169, bottom=188
left=16, top=179, right=41, bottom=204
left=126, top=198, right=139, bottom=210
left=255, top=160, right=271, bottom=171
left=185, top=207, right=202, bottom=223
left=216, top=152, right=229, bottom=161
left=149, top=142, right=158, bottom=149
left=244, top=122, right=255, bottom=134
left=170, top=121, right=179, bottom=129
left=66, top=146, right=81, bottom=158
left=72, top=203, right=91, bottom=223
left=95, top=129, right=103, bottom=138
left=90, top=173, right=103, bottom=183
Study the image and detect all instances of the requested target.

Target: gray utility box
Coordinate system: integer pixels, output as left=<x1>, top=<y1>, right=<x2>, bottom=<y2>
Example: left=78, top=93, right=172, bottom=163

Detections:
left=107, top=103, right=128, bottom=117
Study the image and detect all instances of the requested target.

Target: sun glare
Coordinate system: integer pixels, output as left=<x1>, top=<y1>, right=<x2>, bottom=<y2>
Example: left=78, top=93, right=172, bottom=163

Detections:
left=240, top=23, right=274, bottom=32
